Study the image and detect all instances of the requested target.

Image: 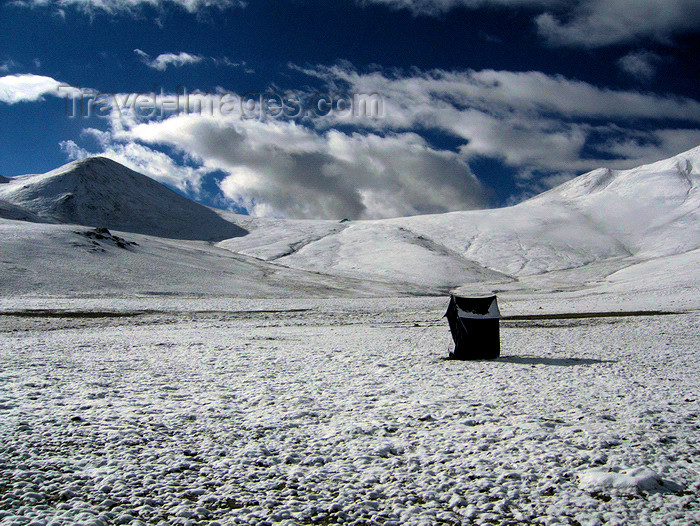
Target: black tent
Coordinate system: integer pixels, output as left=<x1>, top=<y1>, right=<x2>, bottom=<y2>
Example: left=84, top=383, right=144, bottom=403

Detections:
left=444, top=294, right=501, bottom=360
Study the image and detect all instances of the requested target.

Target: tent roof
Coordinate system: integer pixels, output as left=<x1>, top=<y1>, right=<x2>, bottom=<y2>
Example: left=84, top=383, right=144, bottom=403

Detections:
left=449, top=294, right=501, bottom=319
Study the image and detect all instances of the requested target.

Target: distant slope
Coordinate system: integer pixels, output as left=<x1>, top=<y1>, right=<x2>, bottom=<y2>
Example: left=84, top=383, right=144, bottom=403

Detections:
left=0, top=157, right=245, bottom=241
left=0, top=221, right=422, bottom=298
left=0, top=198, right=46, bottom=223
left=529, top=150, right=700, bottom=258
left=1, top=147, right=698, bottom=297
left=219, top=146, right=700, bottom=291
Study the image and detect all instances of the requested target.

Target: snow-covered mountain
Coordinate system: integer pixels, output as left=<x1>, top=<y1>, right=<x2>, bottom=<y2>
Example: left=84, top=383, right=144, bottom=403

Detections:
left=0, top=146, right=698, bottom=298
left=530, top=152, right=700, bottom=258
left=0, top=157, right=245, bottom=241
left=220, top=146, right=700, bottom=291
left=0, top=197, right=46, bottom=223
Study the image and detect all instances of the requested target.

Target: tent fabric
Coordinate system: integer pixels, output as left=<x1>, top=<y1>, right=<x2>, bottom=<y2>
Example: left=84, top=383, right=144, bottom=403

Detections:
left=445, top=295, right=501, bottom=360
left=449, top=294, right=501, bottom=319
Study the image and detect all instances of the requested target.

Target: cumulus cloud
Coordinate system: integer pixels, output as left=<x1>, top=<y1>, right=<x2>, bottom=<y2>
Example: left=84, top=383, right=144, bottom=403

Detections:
left=61, top=130, right=210, bottom=195
left=119, top=114, right=489, bottom=218
left=617, top=50, right=662, bottom=81
left=301, top=64, right=700, bottom=175
left=535, top=0, right=700, bottom=48
left=26, top=62, right=700, bottom=219
left=73, top=61, right=700, bottom=218
left=13, top=0, right=245, bottom=16
left=0, top=74, right=81, bottom=104
left=45, top=80, right=491, bottom=218
left=134, top=49, right=204, bottom=71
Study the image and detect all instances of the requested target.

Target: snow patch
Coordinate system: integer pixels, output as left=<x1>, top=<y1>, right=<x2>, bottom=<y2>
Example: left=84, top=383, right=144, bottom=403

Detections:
left=577, top=467, right=667, bottom=493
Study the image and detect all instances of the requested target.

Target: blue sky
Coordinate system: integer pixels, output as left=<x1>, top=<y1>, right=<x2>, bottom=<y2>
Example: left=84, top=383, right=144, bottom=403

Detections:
left=1, top=0, right=699, bottom=218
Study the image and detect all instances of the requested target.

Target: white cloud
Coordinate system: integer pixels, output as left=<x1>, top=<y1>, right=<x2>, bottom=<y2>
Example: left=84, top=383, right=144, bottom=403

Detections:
left=360, top=0, right=700, bottom=48
left=19, top=63, right=700, bottom=219
left=212, top=56, right=241, bottom=68
left=47, top=81, right=491, bottom=218
left=134, top=49, right=204, bottom=71
left=14, top=0, right=245, bottom=15
left=305, top=65, right=700, bottom=123
left=597, top=128, right=700, bottom=164
left=535, top=0, right=700, bottom=48
left=122, top=114, right=489, bottom=218
left=0, top=59, right=19, bottom=73
left=92, top=69, right=699, bottom=218
left=133, top=51, right=248, bottom=72
left=617, top=50, right=662, bottom=81
left=301, top=64, right=700, bottom=175
left=0, top=74, right=81, bottom=104
left=61, top=130, right=210, bottom=195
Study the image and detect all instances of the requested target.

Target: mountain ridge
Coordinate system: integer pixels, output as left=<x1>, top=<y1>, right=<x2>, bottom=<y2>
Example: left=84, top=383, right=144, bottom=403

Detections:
left=1, top=147, right=698, bottom=296
left=219, top=146, right=700, bottom=288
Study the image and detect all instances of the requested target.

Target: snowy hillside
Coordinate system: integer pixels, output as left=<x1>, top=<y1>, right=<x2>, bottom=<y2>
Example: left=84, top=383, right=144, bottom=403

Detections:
left=0, top=157, right=245, bottom=241
left=219, top=146, right=700, bottom=291
left=0, top=197, right=46, bottom=223
left=0, top=220, right=421, bottom=299
left=531, top=152, right=700, bottom=258
left=0, top=146, right=698, bottom=298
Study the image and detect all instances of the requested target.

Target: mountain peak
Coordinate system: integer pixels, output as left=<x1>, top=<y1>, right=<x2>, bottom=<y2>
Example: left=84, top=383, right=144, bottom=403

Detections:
left=0, top=157, right=246, bottom=241
left=69, top=155, right=117, bottom=171
left=532, top=146, right=700, bottom=203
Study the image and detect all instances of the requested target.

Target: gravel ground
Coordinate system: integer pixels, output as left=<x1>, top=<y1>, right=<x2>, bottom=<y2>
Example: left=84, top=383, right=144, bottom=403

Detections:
left=1, top=299, right=698, bottom=525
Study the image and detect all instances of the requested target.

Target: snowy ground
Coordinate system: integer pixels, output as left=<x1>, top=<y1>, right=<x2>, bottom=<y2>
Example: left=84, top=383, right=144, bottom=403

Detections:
left=1, top=297, right=698, bottom=525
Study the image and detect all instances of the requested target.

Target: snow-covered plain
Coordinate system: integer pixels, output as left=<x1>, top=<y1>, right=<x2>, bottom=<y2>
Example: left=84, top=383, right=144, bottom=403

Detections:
left=1, top=298, right=698, bottom=525
left=1, top=147, right=699, bottom=524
